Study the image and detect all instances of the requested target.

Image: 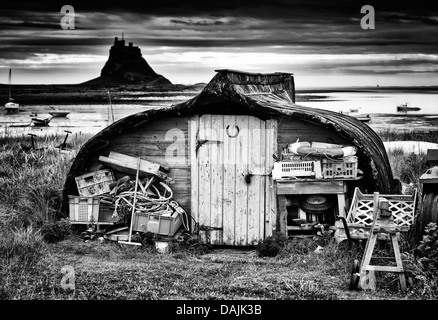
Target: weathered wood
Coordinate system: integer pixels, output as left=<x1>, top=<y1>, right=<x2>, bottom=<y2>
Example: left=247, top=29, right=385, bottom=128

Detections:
left=198, top=114, right=211, bottom=234
left=358, top=192, right=407, bottom=291
left=99, top=154, right=167, bottom=180
left=246, top=117, right=266, bottom=245
left=276, top=195, right=287, bottom=235
left=63, top=70, right=396, bottom=233
left=190, top=117, right=198, bottom=232
left=259, top=119, right=267, bottom=241
left=210, top=115, right=224, bottom=244
left=266, top=119, right=277, bottom=238
left=337, top=194, right=347, bottom=218
left=108, top=151, right=161, bottom=172
left=276, top=180, right=345, bottom=195
left=136, top=156, right=188, bottom=169
left=223, top=115, right=236, bottom=245
left=392, top=234, right=407, bottom=290
left=362, top=265, right=404, bottom=273
left=235, top=116, right=249, bottom=245
left=247, top=117, right=262, bottom=244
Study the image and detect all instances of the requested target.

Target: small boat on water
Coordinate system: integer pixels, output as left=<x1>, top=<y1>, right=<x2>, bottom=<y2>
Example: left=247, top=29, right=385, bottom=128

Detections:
left=32, top=117, right=52, bottom=127
left=49, top=111, right=70, bottom=117
left=397, top=102, right=421, bottom=111
left=356, top=115, right=371, bottom=123
left=4, top=69, right=19, bottom=113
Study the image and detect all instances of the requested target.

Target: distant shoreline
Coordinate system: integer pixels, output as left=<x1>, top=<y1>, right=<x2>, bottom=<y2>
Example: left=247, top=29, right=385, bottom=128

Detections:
left=1, top=83, right=436, bottom=106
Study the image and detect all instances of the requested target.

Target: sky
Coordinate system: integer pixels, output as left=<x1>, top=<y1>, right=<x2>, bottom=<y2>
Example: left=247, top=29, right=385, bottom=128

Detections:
left=0, top=0, right=437, bottom=88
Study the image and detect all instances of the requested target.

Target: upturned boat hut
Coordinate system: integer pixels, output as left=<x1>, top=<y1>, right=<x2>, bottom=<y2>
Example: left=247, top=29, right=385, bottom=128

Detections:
left=62, top=69, right=398, bottom=245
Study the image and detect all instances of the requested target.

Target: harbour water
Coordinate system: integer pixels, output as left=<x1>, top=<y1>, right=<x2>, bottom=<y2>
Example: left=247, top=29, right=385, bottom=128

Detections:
left=1, top=91, right=437, bottom=137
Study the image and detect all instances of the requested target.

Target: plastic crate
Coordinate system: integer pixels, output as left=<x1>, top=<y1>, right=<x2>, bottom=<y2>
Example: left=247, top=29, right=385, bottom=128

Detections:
left=68, top=196, right=119, bottom=224
left=321, top=156, right=358, bottom=179
left=68, top=196, right=100, bottom=223
left=133, top=210, right=182, bottom=236
left=75, top=169, right=115, bottom=197
left=281, top=152, right=321, bottom=162
left=272, top=161, right=322, bottom=180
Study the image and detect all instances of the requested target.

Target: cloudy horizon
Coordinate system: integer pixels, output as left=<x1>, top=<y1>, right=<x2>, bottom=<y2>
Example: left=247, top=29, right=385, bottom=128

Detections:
left=0, top=0, right=437, bottom=88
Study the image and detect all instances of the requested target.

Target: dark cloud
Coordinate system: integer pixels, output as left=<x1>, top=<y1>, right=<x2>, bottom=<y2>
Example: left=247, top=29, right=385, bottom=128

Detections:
left=169, top=19, right=230, bottom=26
left=0, top=0, right=436, bottom=85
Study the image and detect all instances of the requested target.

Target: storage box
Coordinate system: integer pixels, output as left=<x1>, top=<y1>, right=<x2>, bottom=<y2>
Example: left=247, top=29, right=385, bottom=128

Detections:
left=75, top=169, right=115, bottom=197
left=133, top=211, right=182, bottom=236
left=322, top=156, right=358, bottom=179
left=98, top=202, right=121, bottom=224
left=68, top=196, right=100, bottom=223
left=68, top=196, right=119, bottom=224
left=272, top=160, right=322, bottom=180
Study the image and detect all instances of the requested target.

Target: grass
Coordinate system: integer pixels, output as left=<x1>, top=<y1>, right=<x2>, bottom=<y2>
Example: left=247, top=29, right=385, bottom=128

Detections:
left=0, top=130, right=436, bottom=300
left=386, top=148, right=428, bottom=193
left=377, top=128, right=438, bottom=144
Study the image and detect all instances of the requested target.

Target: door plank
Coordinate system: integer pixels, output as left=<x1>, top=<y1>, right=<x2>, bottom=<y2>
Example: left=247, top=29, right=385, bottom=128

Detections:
left=265, top=120, right=278, bottom=237
left=247, top=117, right=262, bottom=245
left=198, top=114, right=212, bottom=242
left=235, top=116, right=249, bottom=245
left=259, top=119, right=267, bottom=242
left=223, top=115, right=237, bottom=245
left=190, top=117, right=199, bottom=232
left=210, top=114, right=224, bottom=244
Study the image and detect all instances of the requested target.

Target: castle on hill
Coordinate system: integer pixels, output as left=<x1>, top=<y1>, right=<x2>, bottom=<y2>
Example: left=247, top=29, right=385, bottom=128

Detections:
left=83, top=34, right=171, bottom=86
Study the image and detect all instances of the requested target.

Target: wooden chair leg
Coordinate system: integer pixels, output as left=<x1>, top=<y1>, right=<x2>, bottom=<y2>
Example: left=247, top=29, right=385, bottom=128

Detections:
left=391, top=233, right=407, bottom=291
left=359, top=234, right=377, bottom=290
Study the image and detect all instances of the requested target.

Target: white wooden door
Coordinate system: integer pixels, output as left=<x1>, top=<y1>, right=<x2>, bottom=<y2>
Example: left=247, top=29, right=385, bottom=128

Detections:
left=190, top=114, right=277, bottom=245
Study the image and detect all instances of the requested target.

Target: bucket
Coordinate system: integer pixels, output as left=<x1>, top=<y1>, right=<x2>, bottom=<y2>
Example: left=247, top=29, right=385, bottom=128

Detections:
left=155, top=241, right=171, bottom=254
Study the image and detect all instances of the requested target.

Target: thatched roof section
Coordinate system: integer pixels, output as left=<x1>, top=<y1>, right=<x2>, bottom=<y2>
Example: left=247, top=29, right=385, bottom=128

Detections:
left=62, top=69, right=397, bottom=213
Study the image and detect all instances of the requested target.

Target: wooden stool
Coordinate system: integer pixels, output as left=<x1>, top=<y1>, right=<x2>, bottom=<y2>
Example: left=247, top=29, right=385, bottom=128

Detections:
left=353, top=192, right=407, bottom=291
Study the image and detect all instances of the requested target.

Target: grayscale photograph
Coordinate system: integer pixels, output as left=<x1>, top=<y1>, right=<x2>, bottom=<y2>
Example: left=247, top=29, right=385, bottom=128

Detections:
left=0, top=0, right=437, bottom=307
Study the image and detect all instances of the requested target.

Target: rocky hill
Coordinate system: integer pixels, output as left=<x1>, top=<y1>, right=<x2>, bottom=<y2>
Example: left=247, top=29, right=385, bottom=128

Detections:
left=83, top=37, right=171, bottom=86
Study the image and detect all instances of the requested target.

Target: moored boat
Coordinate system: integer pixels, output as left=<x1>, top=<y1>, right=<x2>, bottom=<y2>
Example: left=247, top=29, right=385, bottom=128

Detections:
left=397, top=102, right=421, bottom=111
left=49, top=111, right=70, bottom=117
left=356, top=115, right=371, bottom=122
left=4, top=69, right=19, bottom=113
left=32, top=117, right=52, bottom=127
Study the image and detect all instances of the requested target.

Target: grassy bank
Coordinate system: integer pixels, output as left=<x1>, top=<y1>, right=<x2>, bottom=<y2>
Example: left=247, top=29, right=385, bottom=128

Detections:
left=0, top=131, right=437, bottom=300
left=377, top=128, right=438, bottom=144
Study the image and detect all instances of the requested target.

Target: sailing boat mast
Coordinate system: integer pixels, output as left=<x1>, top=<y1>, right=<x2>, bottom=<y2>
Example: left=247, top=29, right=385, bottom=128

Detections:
left=4, top=68, right=19, bottom=112
left=107, top=90, right=114, bottom=125
left=8, top=69, right=11, bottom=102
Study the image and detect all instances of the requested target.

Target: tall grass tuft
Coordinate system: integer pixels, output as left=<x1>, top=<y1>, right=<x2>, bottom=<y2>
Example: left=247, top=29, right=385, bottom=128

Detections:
left=386, top=148, right=428, bottom=193
left=377, top=129, right=438, bottom=143
left=0, top=225, right=47, bottom=271
left=0, top=132, right=92, bottom=228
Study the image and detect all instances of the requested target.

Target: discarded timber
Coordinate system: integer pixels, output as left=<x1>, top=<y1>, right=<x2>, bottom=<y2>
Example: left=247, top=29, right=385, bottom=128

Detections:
left=99, top=151, right=168, bottom=180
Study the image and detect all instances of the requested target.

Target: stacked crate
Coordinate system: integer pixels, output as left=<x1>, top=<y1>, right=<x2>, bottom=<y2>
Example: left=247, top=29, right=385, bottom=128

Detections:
left=69, top=169, right=115, bottom=224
